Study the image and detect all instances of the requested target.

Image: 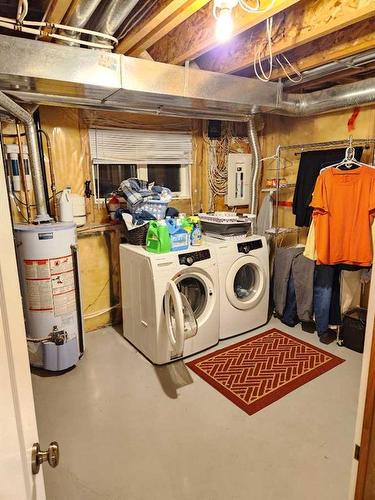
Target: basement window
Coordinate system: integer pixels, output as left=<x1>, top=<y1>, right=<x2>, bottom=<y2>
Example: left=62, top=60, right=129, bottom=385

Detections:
left=89, top=128, right=192, bottom=201
left=93, top=163, right=190, bottom=200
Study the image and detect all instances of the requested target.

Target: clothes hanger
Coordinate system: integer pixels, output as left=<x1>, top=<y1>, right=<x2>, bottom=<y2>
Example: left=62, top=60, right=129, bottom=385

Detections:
left=320, top=145, right=375, bottom=173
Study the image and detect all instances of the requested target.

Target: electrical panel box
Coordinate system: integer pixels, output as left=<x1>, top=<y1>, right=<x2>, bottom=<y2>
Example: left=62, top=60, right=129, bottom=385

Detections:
left=226, top=153, right=252, bottom=207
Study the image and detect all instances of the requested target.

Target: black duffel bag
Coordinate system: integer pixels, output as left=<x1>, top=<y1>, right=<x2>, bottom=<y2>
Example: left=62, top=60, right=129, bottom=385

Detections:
left=339, top=308, right=367, bottom=353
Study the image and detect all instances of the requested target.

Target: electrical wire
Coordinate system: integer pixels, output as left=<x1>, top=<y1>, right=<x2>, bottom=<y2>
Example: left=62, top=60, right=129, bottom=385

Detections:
left=84, top=278, right=110, bottom=313
left=239, top=0, right=276, bottom=12
left=253, top=16, right=303, bottom=83
left=0, top=12, right=119, bottom=50
left=206, top=129, right=232, bottom=211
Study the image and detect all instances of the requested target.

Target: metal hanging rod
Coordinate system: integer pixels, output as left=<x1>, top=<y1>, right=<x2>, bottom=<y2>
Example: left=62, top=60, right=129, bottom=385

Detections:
left=277, top=137, right=375, bottom=154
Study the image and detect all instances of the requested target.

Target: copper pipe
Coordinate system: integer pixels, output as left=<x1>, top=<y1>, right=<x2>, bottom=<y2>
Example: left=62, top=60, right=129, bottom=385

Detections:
left=15, top=121, right=31, bottom=223
left=38, top=128, right=58, bottom=220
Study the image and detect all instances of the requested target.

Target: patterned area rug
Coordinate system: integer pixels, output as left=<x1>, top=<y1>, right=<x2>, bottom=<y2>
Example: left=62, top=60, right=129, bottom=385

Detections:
left=187, top=329, right=344, bottom=416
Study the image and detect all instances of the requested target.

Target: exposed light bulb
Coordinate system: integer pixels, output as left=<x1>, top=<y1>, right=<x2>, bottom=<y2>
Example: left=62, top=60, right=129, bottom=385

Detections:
left=216, top=8, right=233, bottom=43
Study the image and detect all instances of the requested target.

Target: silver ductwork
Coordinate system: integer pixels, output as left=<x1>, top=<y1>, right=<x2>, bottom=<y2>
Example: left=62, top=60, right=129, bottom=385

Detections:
left=0, top=35, right=374, bottom=119
left=90, top=0, right=141, bottom=49
left=58, top=0, right=102, bottom=46
left=279, top=76, right=375, bottom=116
left=248, top=116, right=261, bottom=218
left=0, top=91, right=50, bottom=222
left=284, top=49, right=375, bottom=89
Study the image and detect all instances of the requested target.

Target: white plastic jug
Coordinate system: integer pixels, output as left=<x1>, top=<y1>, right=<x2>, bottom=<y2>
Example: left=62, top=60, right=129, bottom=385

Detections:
left=59, top=188, right=73, bottom=222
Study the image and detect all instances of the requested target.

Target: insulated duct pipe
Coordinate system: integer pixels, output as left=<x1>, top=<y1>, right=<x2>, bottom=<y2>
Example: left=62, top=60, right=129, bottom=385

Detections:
left=279, top=76, right=375, bottom=116
left=284, top=49, right=375, bottom=89
left=0, top=91, right=50, bottom=222
left=58, top=0, right=102, bottom=46
left=90, top=0, right=141, bottom=48
left=248, top=115, right=262, bottom=220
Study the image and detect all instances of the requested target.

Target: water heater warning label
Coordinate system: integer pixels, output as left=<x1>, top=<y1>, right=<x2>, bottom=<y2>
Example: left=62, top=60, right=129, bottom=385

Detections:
left=24, top=255, right=76, bottom=315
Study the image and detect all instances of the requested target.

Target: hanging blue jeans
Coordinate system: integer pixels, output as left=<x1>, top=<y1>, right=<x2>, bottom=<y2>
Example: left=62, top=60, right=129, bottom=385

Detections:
left=314, top=265, right=341, bottom=335
left=282, top=273, right=299, bottom=327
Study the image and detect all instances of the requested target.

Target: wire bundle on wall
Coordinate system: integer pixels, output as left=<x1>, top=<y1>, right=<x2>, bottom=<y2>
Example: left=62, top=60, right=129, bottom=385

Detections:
left=206, top=129, right=232, bottom=211
left=0, top=0, right=118, bottom=50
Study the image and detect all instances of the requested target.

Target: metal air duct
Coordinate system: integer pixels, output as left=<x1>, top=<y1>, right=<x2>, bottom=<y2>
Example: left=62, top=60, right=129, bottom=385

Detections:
left=248, top=116, right=261, bottom=218
left=58, top=0, right=102, bottom=46
left=0, top=91, right=50, bottom=222
left=278, top=76, right=375, bottom=116
left=90, top=0, right=141, bottom=49
left=284, top=49, right=375, bottom=89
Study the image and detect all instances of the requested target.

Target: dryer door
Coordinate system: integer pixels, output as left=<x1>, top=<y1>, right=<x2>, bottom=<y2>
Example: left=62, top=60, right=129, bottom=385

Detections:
left=226, top=255, right=266, bottom=310
left=165, top=280, right=185, bottom=356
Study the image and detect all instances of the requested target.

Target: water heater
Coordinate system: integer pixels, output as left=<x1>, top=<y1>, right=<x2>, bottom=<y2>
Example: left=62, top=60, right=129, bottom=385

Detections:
left=14, top=222, right=84, bottom=371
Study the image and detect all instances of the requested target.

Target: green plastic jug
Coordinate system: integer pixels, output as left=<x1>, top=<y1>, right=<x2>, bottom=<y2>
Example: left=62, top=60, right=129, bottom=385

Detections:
left=146, top=220, right=171, bottom=253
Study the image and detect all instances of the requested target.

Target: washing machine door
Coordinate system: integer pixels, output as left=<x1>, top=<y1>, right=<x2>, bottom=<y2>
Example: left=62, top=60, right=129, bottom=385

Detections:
left=226, top=255, right=266, bottom=310
left=165, top=281, right=185, bottom=356
left=174, top=270, right=214, bottom=330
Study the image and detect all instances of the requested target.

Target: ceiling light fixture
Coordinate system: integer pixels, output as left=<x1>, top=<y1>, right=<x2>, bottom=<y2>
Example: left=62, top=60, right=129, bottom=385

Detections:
left=213, top=0, right=277, bottom=43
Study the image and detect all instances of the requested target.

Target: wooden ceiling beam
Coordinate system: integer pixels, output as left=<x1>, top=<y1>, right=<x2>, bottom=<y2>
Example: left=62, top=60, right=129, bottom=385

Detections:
left=148, top=0, right=302, bottom=65
left=115, top=0, right=211, bottom=57
left=41, top=0, right=74, bottom=24
left=195, top=0, right=375, bottom=74
left=267, top=17, right=375, bottom=81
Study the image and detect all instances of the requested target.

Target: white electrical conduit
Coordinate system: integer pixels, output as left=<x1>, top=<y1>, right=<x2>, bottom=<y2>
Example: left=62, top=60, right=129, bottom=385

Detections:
left=0, top=16, right=118, bottom=49
left=239, top=0, right=277, bottom=12
left=83, top=304, right=120, bottom=320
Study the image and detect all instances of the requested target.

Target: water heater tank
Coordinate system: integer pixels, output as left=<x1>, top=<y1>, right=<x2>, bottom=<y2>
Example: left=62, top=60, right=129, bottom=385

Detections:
left=14, top=222, right=84, bottom=371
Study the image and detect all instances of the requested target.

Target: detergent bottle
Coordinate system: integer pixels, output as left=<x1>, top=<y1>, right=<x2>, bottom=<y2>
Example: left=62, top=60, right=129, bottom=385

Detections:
left=146, top=220, right=171, bottom=253
left=180, top=215, right=193, bottom=235
left=189, top=216, right=202, bottom=246
left=166, top=218, right=189, bottom=251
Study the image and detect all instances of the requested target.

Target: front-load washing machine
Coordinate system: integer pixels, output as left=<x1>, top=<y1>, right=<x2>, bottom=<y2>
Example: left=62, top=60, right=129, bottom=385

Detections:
left=206, top=236, right=269, bottom=339
left=120, top=244, right=219, bottom=364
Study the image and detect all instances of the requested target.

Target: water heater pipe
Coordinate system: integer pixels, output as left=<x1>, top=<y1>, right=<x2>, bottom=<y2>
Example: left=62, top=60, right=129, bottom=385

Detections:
left=0, top=91, right=50, bottom=222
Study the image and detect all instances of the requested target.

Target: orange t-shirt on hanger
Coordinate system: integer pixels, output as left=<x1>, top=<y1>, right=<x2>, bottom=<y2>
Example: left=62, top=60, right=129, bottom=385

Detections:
left=310, top=165, right=375, bottom=266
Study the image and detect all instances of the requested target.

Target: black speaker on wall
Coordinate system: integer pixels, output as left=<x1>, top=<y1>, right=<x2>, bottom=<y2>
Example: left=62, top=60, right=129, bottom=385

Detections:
left=208, top=120, right=221, bottom=139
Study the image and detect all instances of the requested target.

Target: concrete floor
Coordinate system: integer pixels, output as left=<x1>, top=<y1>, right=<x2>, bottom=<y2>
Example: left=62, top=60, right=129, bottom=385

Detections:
left=32, top=318, right=362, bottom=500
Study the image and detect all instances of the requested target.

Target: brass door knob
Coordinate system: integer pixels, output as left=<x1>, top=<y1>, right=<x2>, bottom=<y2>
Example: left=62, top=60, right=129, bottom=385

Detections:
left=32, top=441, right=59, bottom=474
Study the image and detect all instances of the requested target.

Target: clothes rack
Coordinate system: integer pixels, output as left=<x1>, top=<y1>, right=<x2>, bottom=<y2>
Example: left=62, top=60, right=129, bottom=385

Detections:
left=264, top=136, right=375, bottom=238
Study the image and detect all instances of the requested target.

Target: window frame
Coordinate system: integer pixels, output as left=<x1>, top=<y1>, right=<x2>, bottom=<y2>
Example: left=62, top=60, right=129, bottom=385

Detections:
left=92, top=162, right=191, bottom=202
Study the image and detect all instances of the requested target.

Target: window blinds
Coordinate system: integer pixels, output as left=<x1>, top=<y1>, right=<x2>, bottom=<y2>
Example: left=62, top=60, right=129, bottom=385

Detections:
left=89, top=128, right=193, bottom=165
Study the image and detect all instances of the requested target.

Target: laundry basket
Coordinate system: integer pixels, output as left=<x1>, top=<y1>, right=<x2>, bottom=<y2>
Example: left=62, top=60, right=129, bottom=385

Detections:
left=122, top=222, right=149, bottom=245
left=128, top=199, right=169, bottom=220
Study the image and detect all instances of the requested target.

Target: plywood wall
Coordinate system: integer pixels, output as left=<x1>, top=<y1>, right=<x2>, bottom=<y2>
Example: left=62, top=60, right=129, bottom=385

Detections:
left=38, top=106, right=199, bottom=332
left=259, top=105, right=375, bottom=240
left=35, top=103, right=375, bottom=333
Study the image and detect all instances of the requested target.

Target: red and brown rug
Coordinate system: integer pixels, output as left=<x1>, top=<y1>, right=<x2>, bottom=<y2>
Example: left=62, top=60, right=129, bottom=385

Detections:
left=187, top=328, right=344, bottom=416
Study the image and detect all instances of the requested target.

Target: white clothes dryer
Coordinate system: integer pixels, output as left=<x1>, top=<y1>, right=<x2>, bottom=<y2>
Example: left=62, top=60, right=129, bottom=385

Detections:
left=120, top=244, right=219, bottom=364
left=206, top=236, right=269, bottom=339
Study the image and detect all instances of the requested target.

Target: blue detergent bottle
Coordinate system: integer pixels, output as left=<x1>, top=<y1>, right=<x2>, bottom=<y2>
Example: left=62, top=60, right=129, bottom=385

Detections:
left=166, top=218, right=190, bottom=251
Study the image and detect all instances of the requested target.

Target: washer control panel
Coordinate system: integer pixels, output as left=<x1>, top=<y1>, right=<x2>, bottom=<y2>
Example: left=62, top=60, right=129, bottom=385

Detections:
left=179, top=249, right=211, bottom=266
left=237, top=239, right=263, bottom=254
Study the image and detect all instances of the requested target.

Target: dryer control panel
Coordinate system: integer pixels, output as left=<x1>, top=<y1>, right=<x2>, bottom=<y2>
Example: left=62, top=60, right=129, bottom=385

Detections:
left=237, top=239, right=263, bottom=254
left=179, top=249, right=211, bottom=266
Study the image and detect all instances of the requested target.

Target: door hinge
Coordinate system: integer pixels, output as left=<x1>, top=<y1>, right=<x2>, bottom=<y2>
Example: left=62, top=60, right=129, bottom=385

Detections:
left=354, top=444, right=360, bottom=461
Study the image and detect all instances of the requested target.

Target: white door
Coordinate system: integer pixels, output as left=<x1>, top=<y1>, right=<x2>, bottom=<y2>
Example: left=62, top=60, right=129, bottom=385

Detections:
left=0, top=151, right=46, bottom=499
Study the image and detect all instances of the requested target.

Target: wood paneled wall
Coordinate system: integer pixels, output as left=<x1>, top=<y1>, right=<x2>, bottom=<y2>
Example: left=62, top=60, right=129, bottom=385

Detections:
left=38, top=106, right=201, bottom=332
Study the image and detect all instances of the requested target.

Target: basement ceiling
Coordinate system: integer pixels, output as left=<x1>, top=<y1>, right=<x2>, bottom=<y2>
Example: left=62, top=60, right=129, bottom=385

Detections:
left=0, top=0, right=375, bottom=92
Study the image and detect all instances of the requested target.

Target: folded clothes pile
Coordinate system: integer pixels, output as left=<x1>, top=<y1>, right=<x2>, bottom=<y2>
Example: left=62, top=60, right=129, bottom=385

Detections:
left=118, top=178, right=172, bottom=211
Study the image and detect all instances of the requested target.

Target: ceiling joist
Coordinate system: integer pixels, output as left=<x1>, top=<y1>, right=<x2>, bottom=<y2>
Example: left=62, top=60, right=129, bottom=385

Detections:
left=269, top=17, right=375, bottom=81
left=148, top=0, right=302, bottom=65
left=41, top=0, right=74, bottom=24
left=195, top=0, right=375, bottom=74
left=115, top=0, right=211, bottom=57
